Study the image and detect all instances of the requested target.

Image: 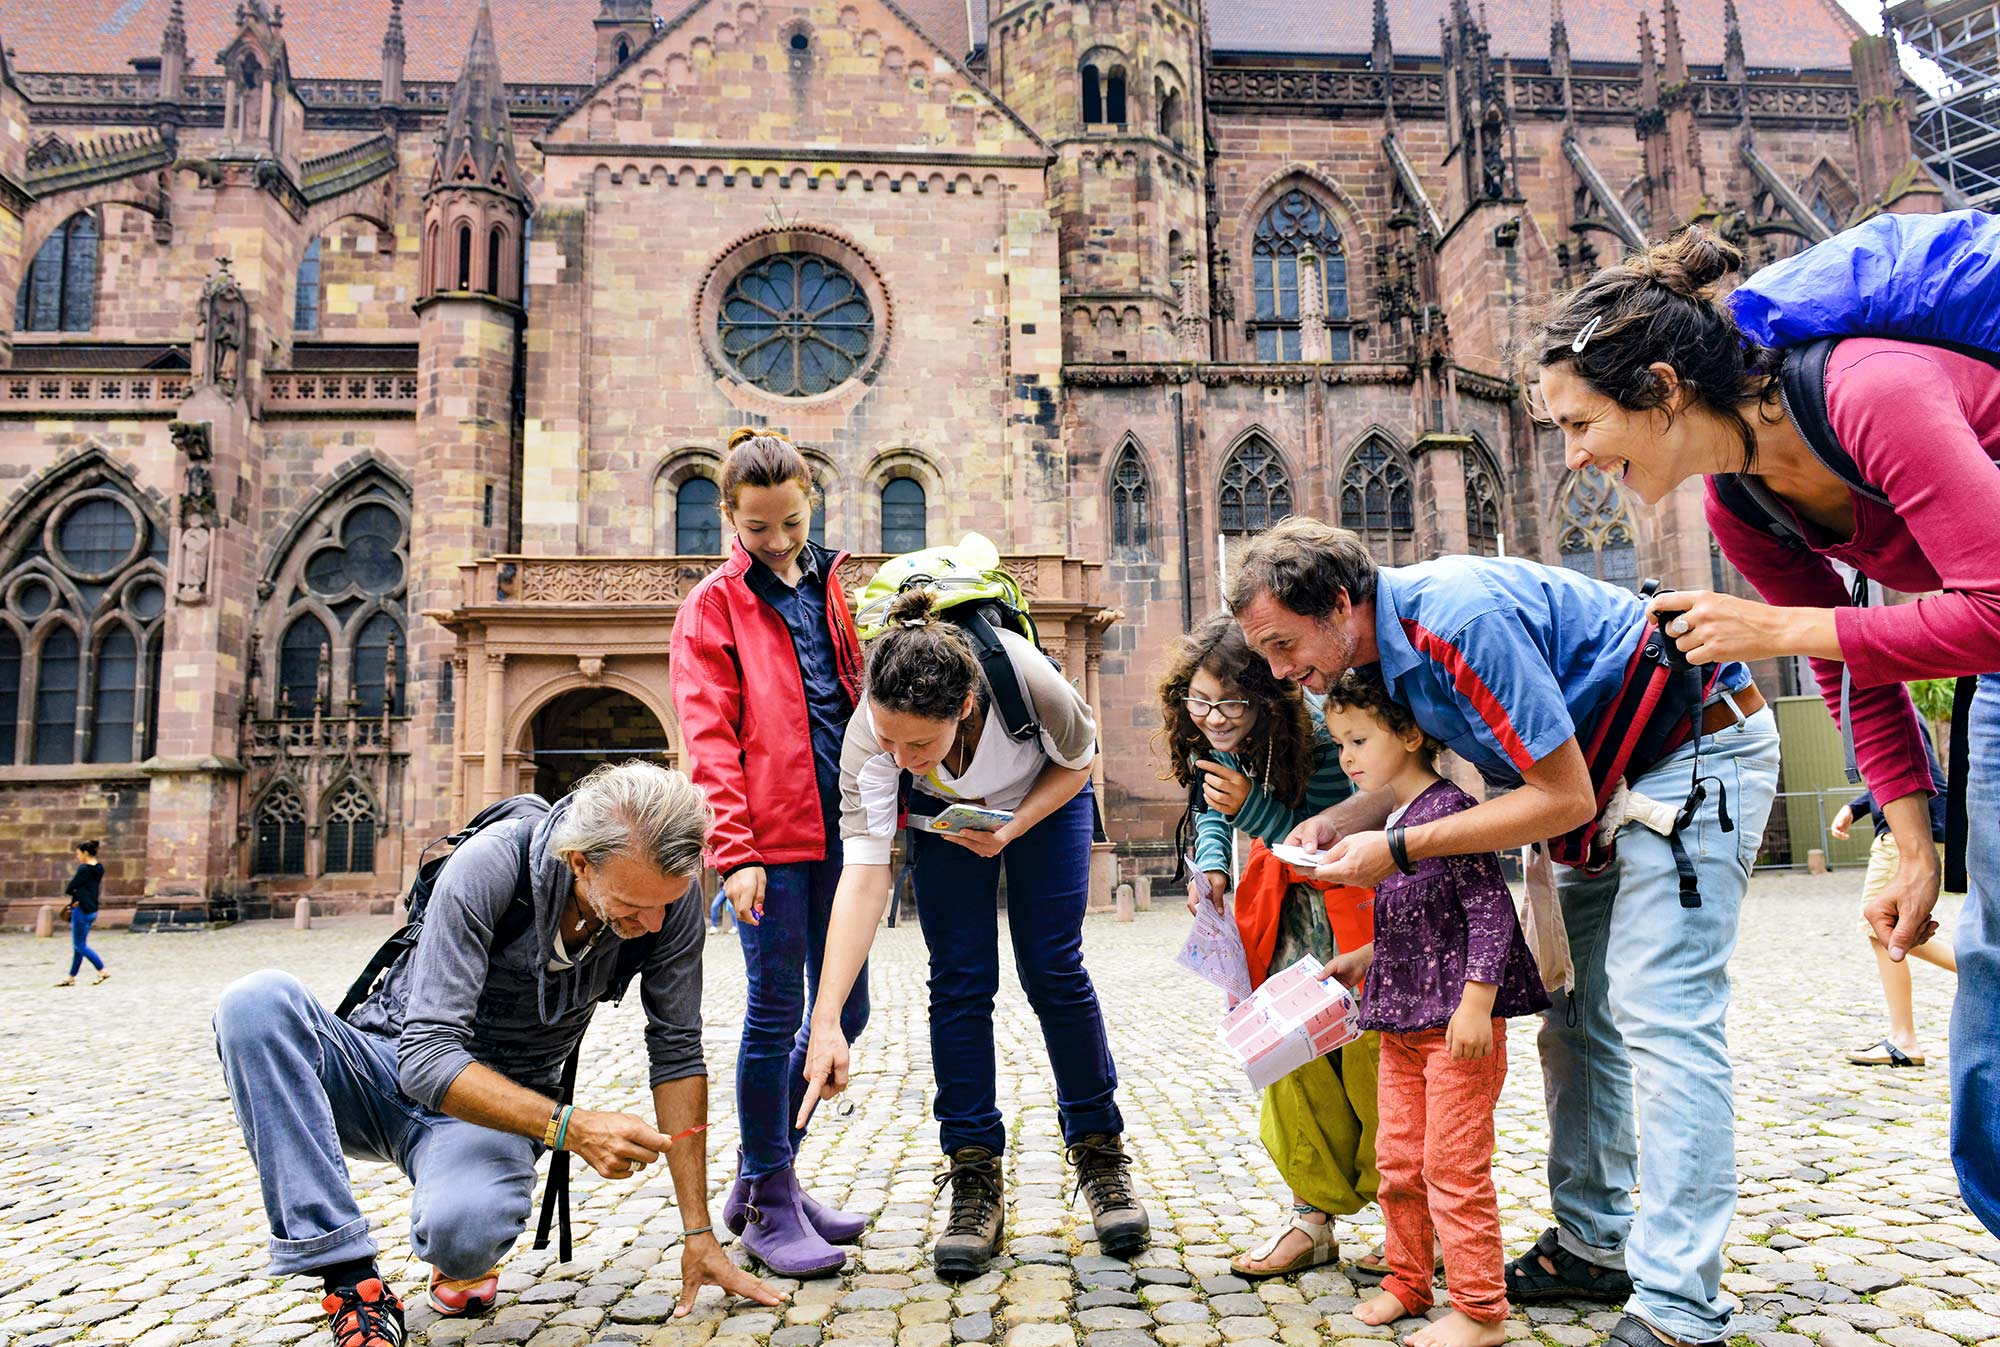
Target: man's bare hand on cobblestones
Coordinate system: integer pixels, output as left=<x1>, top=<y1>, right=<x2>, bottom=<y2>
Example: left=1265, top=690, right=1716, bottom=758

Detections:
left=564, top=1108, right=674, bottom=1179
left=676, top=1232, right=782, bottom=1317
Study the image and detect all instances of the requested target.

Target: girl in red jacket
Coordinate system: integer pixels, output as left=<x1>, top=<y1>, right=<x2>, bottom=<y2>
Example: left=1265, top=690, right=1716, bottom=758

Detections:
left=669, top=429, right=870, bottom=1278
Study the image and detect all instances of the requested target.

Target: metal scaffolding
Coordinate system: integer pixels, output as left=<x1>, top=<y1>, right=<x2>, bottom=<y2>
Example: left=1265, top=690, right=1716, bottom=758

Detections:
left=1888, top=0, right=2000, bottom=208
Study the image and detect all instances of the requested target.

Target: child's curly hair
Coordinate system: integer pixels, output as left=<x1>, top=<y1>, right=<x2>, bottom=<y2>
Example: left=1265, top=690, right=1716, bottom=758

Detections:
left=1319, top=670, right=1443, bottom=767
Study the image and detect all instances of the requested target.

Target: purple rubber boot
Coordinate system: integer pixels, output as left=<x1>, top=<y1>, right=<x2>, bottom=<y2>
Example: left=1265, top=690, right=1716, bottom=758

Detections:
left=725, top=1156, right=868, bottom=1244
left=739, top=1166, right=847, bottom=1278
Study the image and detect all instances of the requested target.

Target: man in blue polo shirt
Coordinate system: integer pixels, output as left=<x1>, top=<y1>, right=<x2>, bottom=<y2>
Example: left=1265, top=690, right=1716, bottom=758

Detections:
left=1227, top=518, right=1779, bottom=1347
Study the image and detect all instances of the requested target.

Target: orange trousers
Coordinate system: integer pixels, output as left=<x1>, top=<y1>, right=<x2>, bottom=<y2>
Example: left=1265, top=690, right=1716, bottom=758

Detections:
left=1375, top=1024, right=1509, bottom=1322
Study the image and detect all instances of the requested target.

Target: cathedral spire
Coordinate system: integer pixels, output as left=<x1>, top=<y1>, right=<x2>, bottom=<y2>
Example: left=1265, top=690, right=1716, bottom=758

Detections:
left=1722, top=0, right=1747, bottom=87
left=160, top=0, right=187, bottom=100
left=1660, top=0, right=1688, bottom=87
left=381, top=0, right=406, bottom=105
left=1372, top=0, right=1392, bottom=71
left=431, top=0, right=522, bottom=202
left=1637, top=10, right=1660, bottom=110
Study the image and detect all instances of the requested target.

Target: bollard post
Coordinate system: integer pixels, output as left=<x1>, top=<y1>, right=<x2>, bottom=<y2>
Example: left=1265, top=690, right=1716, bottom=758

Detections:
left=1807, top=849, right=1829, bottom=875
left=1114, top=882, right=1136, bottom=923
left=294, top=897, right=312, bottom=930
left=35, top=904, right=55, bottom=939
left=1133, top=875, right=1154, bottom=912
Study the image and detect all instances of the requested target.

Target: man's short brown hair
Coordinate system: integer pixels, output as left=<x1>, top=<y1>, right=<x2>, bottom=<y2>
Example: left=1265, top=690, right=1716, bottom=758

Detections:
left=1225, top=517, right=1378, bottom=621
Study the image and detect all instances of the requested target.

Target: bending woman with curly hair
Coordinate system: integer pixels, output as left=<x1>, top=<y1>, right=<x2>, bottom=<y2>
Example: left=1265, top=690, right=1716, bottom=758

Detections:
left=1156, top=615, right=1381, bottom=1278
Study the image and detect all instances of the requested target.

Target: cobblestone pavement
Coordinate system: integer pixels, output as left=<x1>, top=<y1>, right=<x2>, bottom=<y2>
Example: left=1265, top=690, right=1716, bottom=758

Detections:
left=2, top=872, right=1995, bottom=1347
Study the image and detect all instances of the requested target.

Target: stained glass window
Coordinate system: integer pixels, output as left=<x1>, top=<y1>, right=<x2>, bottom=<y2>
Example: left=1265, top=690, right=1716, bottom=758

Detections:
left=1219, top=437, right=1292, bottom=535
left=718, top=254, right=874, bottom=397
left=324, top=781, right=378, bottom=873
left=1251, top=190, right=1349, bottom=361
left=16, top=213, right=97, bottom=333
left=254, top=783, right=307, bottom=876
left=1111, top=444, right=1149, bottom=549
left=1557, top=467, right=1640, bottom=592
left=881, top=478, right=927, bottom=553
left=676, top=477, right=721, bottom=554
left=1339, top=439, right=1415, bottom=563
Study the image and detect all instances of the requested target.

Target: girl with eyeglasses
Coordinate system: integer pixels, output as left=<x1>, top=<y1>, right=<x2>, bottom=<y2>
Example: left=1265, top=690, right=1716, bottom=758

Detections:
left=1155, top=614, right=1384, bottom=1279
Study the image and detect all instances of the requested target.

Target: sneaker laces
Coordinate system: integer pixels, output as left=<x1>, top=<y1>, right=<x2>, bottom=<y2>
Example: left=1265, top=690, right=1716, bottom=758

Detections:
left=1067, top=1138, right=1136, bottom=1210
left=324, top=1282, right=405, bottom=1347
left=935, top=1155, right=1002, bottom=1236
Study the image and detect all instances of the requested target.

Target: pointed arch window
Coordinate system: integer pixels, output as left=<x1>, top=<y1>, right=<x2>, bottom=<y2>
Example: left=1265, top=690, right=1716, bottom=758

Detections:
left=676, top=476, right=721, bottom=554
left=352, top=612, right=406, bottom=716
left=1465, top=447, right=1504, bottom=558
left=1556, top=467, right=1640, bottom=591
left=486, top=227, right=504, bottom=298
left=16, top=212, right=99, bottom=333
left=1110, top=443, right=1150, bottom=550
left=278, top=614, right=329, bottom=718
left=881, top=477, right=928, bottom=553
left=0, top=475, right=167, bottom=765
left=1251, top=189, right=1350, bottom=361
left=254, top=783, right=308, bottom=876
left=33, top=627, right=80, bottom=764
left=456, top=224, right=473, bottom=291
left=295, top=237, right=321, bottom=332
left=324, top=781, right=379, bottom=874
left=1219, top=436, right=1292, bottom=535
left=1339, top=438, right=1415, bottom=563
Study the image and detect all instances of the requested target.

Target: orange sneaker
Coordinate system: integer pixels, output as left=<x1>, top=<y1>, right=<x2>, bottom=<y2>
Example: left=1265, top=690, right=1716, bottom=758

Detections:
left=426, top=1265, right=499, bottom=1317
left=322, top=1279, right=406, bottom=1347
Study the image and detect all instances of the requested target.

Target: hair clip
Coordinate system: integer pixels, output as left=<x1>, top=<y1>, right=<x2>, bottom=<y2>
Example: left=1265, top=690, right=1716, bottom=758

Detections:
left=900, top=617, right=928, bottom=629
left=1570, top=315, right=1604, bottom=354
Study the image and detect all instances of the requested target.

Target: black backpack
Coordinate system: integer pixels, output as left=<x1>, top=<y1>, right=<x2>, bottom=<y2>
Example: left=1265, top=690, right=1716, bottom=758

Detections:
left=1711, top=337, right=1986, bottom=892
left=336, top=793, right=660, bottom=1259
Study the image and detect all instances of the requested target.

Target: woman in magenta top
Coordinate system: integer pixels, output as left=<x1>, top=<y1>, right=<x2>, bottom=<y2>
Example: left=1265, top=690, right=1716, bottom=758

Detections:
left=1527, top=225, right=2000, bottom=1248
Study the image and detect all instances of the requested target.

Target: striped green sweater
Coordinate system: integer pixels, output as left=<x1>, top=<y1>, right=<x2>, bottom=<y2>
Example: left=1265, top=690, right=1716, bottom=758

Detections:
left=1190, top=718, right=1354, bottom=877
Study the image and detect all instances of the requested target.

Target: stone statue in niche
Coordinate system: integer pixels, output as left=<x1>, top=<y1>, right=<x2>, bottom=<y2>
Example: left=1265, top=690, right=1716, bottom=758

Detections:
left=176, top=521, right=212, bottom=604
left=194, top=259, right=249, bottom=395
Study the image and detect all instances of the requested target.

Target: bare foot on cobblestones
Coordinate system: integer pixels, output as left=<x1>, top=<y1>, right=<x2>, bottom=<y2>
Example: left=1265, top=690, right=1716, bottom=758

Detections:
left=1355, top=1289, right=1411, bottom=1326
left=1406, top=1309, right=1507, bottom=1347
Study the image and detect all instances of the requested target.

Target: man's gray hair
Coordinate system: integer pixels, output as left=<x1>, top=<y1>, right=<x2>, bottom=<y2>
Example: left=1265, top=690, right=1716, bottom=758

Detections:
left=547, top=760, right=712, bottom=876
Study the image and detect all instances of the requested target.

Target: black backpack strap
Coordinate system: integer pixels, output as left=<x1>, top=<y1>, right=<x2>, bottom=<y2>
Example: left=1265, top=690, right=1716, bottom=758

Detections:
left=335, top=920, right=422, bottom=1020
left=1781, top=339, right=1890, bottom=506
left=1947, top=675, right=1975, bottom=894
left=961, top=608, right=1041, bottom=742
left=1710, top=472, right=1806, bottom=549
left=533, top=1046, right=582, bottom=1262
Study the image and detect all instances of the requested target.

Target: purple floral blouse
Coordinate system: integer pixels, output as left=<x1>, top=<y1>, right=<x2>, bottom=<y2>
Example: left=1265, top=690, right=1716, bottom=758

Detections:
left=1359, top=779, right=1552, bottom=1034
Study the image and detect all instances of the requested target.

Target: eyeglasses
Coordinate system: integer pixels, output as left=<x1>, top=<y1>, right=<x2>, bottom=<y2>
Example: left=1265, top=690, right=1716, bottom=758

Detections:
left=1184, top=696, right=1253, bottom=721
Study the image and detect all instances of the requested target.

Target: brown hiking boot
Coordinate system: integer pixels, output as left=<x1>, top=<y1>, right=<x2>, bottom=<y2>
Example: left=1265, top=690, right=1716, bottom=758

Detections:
left=933, top=1147, right=1005, bottom=1281
left=1068, top=1134, right=1150, bottom=1258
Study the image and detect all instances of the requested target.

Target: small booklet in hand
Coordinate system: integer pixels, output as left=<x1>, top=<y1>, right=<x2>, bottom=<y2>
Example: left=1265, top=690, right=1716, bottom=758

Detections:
left=922, top=804, right=1015, bottom=835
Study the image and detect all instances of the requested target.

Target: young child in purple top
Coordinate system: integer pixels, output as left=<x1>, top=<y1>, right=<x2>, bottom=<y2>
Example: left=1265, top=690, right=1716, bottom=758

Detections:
left=1319, top=672, right=1547, bottom=1347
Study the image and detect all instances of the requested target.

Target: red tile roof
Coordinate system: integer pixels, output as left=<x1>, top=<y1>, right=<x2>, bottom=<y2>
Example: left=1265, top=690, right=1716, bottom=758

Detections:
left=0, top=0, right=1862, bottom=82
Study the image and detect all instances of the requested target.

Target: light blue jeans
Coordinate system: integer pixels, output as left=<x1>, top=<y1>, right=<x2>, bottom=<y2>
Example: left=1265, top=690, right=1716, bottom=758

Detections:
left=214, top=970, right=540, bottom=1278
left=1952, top=673, right=2000, bottom=1235
left=1539, top=707, right=1781, bottom=1344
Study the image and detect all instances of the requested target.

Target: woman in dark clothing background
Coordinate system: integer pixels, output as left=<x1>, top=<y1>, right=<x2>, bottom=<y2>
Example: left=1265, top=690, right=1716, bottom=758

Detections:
left=56, top=838, right=108, bottom=987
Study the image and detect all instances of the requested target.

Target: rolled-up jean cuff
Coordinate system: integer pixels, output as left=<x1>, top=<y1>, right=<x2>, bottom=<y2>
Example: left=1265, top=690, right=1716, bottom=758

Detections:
left=267, top=1216, right=377, bottom=1277
left=1556, top=1225, right=1626, bottom=1271
left=1628, top=1303, right=1724, bottom=1347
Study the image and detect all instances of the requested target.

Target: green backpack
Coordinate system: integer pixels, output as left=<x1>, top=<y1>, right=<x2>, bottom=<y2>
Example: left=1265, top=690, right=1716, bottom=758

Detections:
left=855, top=532, right=1045, bottom=742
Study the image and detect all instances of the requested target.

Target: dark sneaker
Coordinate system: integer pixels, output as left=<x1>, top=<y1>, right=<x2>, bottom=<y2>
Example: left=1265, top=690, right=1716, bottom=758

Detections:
left=933, top=1146, right=1005, bottom=1281
left=322, top=1279, right=406, bottom=1347
left=1068, top=1134, right=1150, bottom=1258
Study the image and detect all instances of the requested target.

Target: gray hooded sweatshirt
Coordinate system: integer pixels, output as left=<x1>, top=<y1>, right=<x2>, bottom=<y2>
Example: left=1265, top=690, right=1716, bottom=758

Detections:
left=345, top=795, right=707, bottom=1110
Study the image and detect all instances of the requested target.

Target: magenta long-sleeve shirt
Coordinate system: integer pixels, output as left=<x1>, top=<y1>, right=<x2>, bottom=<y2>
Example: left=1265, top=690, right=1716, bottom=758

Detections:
left=1705, top=338, right=2000, bottom=808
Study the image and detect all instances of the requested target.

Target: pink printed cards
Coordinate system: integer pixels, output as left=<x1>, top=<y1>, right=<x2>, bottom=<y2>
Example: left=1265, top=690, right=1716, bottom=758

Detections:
left=1219, top=956, right=1362, bottom=1089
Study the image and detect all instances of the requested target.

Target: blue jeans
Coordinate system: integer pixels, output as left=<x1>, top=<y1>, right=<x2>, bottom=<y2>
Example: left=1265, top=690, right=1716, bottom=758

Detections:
left=1540, top=707, right=1780, bottom=1343
left=213, top=970, right=539, bottom=1278
left=1953, top=673, right=2000, bottom=1235
left=910, top=785, right=1122, bottom=1155
left=69, top=909, right=103, bottom=976
left=736, top=845, right=870, bottom=1178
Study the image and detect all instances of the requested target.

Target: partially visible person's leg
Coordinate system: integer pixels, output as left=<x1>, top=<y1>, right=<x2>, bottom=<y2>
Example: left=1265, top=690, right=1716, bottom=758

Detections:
left=405, top=1116, right=538, bottom=1284
left=790, top=842, right=870, bottom=1158
left=1951, top=673, right=2000, bottom=1237
left=736, top=863, right=813, bottom=1181
left=1603, top=710, right=1780, bottom=1345
left=1856, top=832, right=1923, bottom=1061
left=70, top=909, right=103, bottom=977
left=1360, top=1030, right=1434, bottom=1322
left=1415, top=1024, right=1509, bottom=1344
left=212, top=970, right=417, bottom=1277
left=910, top=830, right=1005, bottom=1156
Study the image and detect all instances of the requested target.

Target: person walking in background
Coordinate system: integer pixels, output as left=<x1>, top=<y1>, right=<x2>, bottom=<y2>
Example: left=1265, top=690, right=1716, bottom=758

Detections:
left=1154, top=614, right=1381, bottom=1278
left=1830, top=729, right=1957, bottom=1068
left=671, top=428, right=872, bottom=1278
left=55, top=839, right=107, bottom=988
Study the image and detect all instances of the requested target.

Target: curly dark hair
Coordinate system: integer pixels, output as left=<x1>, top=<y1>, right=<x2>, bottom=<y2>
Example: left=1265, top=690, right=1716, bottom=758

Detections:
left=1319, top=670, right=1441, bottom=767
left=863, top=587, right=984, bottom=722
left=1154, top=613, right=1316, bottom=809
left=1522, top=225, right=1785, bottom=472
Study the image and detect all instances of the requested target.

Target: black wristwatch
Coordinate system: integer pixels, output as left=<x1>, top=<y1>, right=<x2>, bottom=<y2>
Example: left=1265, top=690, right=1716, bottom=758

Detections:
left=1387, top=823, right=1418, bottom=876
